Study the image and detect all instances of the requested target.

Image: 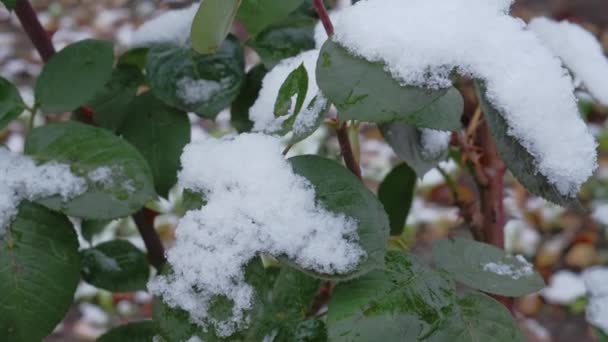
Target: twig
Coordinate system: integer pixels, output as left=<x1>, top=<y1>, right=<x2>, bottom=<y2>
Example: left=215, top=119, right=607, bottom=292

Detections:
left=14, top=0, right=166, bottom=270
left=313, top=0, right=334, bottom=36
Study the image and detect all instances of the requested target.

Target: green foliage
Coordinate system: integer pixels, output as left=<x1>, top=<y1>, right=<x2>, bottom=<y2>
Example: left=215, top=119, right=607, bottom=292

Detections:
left=433, top=238, right=545, bottom=297
left=231, top=64, right=267, bottom=133
left=89, top=65, right=144, bottom=131
left=98, top=321, right=158, bottom=342
left=317, top=40, right=462, bottom=129
left=119, top=92, right=190, bottom=197
left=35, top=39, right=114, bottom=113
left=380, top=122, right=450, bottom=177
left=25, top=121, right=156, bottom=220
left=81, top=239, right=150, bottom=292
left=1, top=0, right=16, bottom=10
left=288, top=94, right=329, bottom=144
left=81, top=219, right=109, bottom=243
left=0, top=77, right=25, bottom=131
left=378, top=163, right=417, bottom=235
left=191, top=0, right=241, bottom=54
left=288, top=155, right=390, bottom=280
left=118, top=48, right=149, bottom=70
left=237, top=0, right=306, bottom=36
left=146, top=35, right=245, bottom=119
left=475, top=82, right=577, bottom=207
left=275, top=63, right=309, bottom=117
left=0, top=202, right=81, bottom=342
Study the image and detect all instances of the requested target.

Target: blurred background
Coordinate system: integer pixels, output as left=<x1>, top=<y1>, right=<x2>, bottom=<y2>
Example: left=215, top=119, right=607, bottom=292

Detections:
left=2, top=1, right=608, bottom=341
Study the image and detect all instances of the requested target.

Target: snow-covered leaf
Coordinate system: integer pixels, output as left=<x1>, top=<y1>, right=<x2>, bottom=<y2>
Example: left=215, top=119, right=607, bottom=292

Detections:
left=191, top=0, right=241, bottom=55
left=288, top=94, right=329, bottom=144
left=35, top=39, right=114, bottom=113
left=119, top=92, right=190, bottom=197
left=378, top=163, right=417, bottom=236
left=25, top=121, right=156, bottom=220
left=0, top=77, right=24, bottom=131
left=81, top=240, right=150, bottom=292
left=0, top=202, right=81, bottom=341
left=287, top=155, right=389, bottom=280
left=317, top=40, right=462, bottom=129
left=433, top=238, right=545, bottom=297
left=146, top=35, right=244, bottom=119
left=98, top=321, right=158, bottom=342
left=380, top=122, right=450, bottom=177
left=237, top=0, right=306, bottom=36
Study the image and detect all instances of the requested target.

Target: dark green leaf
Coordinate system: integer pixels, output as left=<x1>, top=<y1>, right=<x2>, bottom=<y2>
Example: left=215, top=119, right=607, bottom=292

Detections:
left=317, top=40, right=462, bottom=129
left=98, top=321, right=158, bottom=342
left=81, top=219, right=110, bottom=243
left=275, top=63, right=308, bottom=117
left=1, top=0, right=16, bottom=11
left=147, top=35, right=245, bottom=119
left=35, top=39, right=114, bottom=113
left=378, top=163, right=417, bottom=235
left=181, top=189, right=207, bottom=213
left=191, top=0, right=241, bottom=54
left=0, top=202, right=81, bottom=342
left=0, top=76, right=25, bottom=130
left=119, top=92, right=190, bottom=197
left=118, top=48, right=149, bottom=70
left=25, top=121, right=156, bottom=220
left=327, top=251, right=455, bottom=341
left=380, top=121, right=450, bottom=177
left=81, top=240, right=149, bottom=292
left=89, top=65, right=144, bottom=131
left=231, top=64, right=267, bottom=133
left=247, top=18, right=316, bottom=68
left=475, top=82, right=576, bottom=207
left=432, top=293, right=524, bottom=342
left=237, top=0, right=306, bottom=36
left=288, top=155, right=389, bottom=280
left=433, top=238, right=545, bottom=297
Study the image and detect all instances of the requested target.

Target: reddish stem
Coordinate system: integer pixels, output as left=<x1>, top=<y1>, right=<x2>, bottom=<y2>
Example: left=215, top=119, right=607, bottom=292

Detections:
left=14, top=0, right=166, bottom=270
left=313, top=0, right=334, bottom=36
left=336, top=122, right=362, bottom=179
left=14, top=0, right=56, bottom=62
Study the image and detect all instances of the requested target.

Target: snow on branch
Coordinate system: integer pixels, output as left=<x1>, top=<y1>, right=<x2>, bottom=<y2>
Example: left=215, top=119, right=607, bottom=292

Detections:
left=331, top=0, right=597, bottom=197
left=148, top=133, right=364, bottom=336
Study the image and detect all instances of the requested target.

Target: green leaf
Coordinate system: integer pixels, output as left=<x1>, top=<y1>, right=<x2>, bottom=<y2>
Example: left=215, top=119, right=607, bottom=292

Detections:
left=181, top=189, right=207, bottom=213
left=147, top=35, right=245, bottom=119
left=81, top=240, right=150, bottom=292
left=432, top=293, right=524, bottom=342
left=24, top=121, right=156, bottom=220
left=191, top=0, right=241, bottom=54
left=317, top=40, right=463, bottom=129
left=288, top=155, right=389, bottom=280
left=475, top=82, right=576, bottom=207
left=292, top=318, right=327, bottom=342
left=0, top=76, right=25, bottom=130
left=81, top=219, right=110, bottom=243
left=35, top=39, right=114, bottom=113
left=288, top=94, right=329, bottom=144
left=327, top=251, right=456, bottom=341
left=275, top=63, right=309, bottom=117
left=119, top=92, right=190, bottom=197
left=98, top=321, right=158, bottom=342
left=378, top=163, right=417, bottom=236
left=380, top=121, right=450, bottom=177
left=118, top=48, right=149, bottom=70
left=1, top=0, right=16, bottom=10
left=247, top=18, right=316, bottom=68
left=433, top=238, right=545, bottom=297
left=231, top=64, right=267, bottom=133
left=0, top=202, right=81, bottom=342
left=89, top=65, right=144, bottom=132
left=237, top=0, right=306, bottom=36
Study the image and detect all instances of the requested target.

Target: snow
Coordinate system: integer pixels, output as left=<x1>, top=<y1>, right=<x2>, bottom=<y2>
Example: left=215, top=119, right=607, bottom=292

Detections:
left=482, top=255, right=534, bottom=279
left=331, top=0, right=597, bottom=197
left=592, top=203, right=608, bottom=226
left=131, top=3, right=198, bottom=47
left=186, top=337, right=203, bottom=342
left=504, top=219, right=541, bottom=256
left=148, top=133, right=364, bottom=337
left=582, top=267, right=608, bottom=298
left=177, top=77, right=225, bottom=105
left=249, top=50, right=321, bottom=134
left=0, top=148, right=87, bottom=235
left=292, top=94, right=328, bottom=136
left=541, top=270, right=586, bottom=304
left=529, top=18, right=608, bottom=106
left=419, top=129, right=451, bottom=160
left=586, top=296, right=608, bottom=334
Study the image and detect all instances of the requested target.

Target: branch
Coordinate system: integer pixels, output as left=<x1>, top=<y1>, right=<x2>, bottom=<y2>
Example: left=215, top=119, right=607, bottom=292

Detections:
left=14, top=0, right=166, bottom=270
left=313, top=0, right=334, bottom=36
